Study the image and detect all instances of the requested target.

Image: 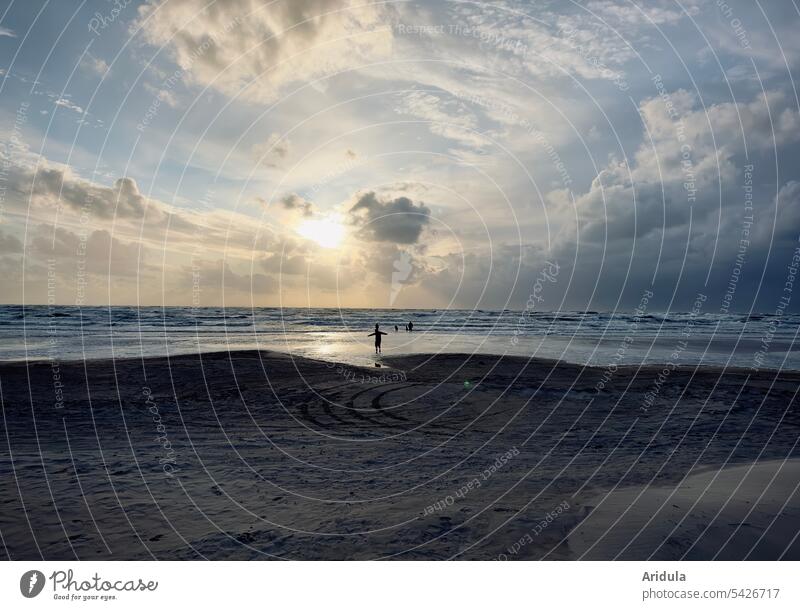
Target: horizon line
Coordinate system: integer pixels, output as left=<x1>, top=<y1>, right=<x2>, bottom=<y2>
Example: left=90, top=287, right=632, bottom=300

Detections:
left=0, top=303, right=788, bottom=315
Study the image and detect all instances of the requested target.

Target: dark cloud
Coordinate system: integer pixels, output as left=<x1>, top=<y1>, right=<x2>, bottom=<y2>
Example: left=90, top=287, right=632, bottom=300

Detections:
left=770, top=181, right=800, bottom=246
left=262, top=253, right=309, bottom=275
left=176, top=259, right=276, bottom=298
left=9, top=162, right=162, bottom=221
left=531, top=87, right=800, bottom=311
left=279, top=193, right=314, bottom=217
left=347, top=191, right=431, bottom=244
left=30, top=227, right=146, bottom=277
left=4, top=158, right=231, bottom=250
left=0, top=232, right=23, bottom=254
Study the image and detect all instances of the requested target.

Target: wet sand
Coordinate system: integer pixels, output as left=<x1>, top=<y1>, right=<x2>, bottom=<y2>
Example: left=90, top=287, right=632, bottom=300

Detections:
left=0, top=350, right=798, bottom=559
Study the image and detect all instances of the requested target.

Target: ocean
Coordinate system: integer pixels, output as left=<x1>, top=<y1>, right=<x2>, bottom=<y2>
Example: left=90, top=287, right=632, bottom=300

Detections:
left=0, top=305, right=798, bottom=370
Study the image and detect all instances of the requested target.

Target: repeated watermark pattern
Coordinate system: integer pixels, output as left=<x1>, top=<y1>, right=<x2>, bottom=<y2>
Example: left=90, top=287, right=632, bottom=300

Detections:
left=640, top=293, right=706, bottom=414
left=651, top=74, right=697, bottom=204
left=496, top=500, right=571, bottom=560
left=2, top=0, right=800, bottom=570
left=716, top=0, right=752, bottom=50
left=326, top=361, right=407, bottom=385
left=136, top=14, right=244, bottom=132
left=142, top=387, right=179, bottom=479
left=422, top=446, right=519, bottom=516
left=88, top=0, right=133, bottom=37
left=511, top=260, right=560, bottom=344
left=751, top=239, right=800, bottom=371
left=594, top=289, right=653, bottom=393
left=720, top=165, right=754, bottom=314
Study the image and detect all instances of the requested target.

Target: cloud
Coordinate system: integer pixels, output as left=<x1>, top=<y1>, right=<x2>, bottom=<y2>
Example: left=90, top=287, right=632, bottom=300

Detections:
left=278, top=192, right=314, bottom=217
left=4, top=154, right=279, bottom=257
left=568, top=88, right=800, bottom=246
left=531, top=84, right=800, bottom=311
left=30, top=227, right=146, bottom=277
left=0, top=155, right=382, bottom=306
left=414, top=246, right=535, bottom=310
left=30, top=168, right=144, bottom=219
left=178, top=259, right=275, bottom=297
left=252, top=132, right=291, bottom=166
left=769, top=181, right=800, bottom=246
left=262, top=253, right=309, bottom=275
left=585, top=0, right=695, bottom=25
left=347, top=191, right=430, bottom=244
left=258, top=233, right=362, bottom=292
left=0, top=232, right=23, bottom=254
left=6, top=160, right=188, bottom=226
left=135, top=0, right=393, bottom=102
left=82, top=56, right=109, bottom=76
left=54, top=97, right=84, bottom=114
left=143, top=83, right=180, bottom=108
left=392, top=90, right=489, bottom=152
left=405, top=1, right=655, bottom=90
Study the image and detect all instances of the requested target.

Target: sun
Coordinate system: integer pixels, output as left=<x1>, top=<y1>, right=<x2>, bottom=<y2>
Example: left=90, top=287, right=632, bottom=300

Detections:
left=296, top=217, right=346, bottom=249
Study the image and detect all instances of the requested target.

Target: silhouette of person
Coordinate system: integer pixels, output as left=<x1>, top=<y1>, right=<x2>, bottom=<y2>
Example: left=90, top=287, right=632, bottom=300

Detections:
left=408, top=321, right=414, bottom=332
left=394, top=325, right=398, bottom=332
left=368, top=323, right=388, bottom=354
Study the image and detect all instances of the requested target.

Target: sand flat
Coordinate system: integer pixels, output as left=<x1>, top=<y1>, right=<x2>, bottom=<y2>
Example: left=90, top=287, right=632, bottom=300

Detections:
left=0, top=350, right=798, bottom=559
left=566, top=459, right=800, bottom=560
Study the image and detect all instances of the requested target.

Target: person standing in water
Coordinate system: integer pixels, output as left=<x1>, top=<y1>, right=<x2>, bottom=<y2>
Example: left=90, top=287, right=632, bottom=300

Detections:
left=408, top=321, right=414, bottom=332
left=368, top=324, right=388, bottom=354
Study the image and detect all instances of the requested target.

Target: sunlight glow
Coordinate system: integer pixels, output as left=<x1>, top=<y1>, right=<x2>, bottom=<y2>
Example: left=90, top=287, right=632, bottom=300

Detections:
left=296, top=217, right=346, bottom=249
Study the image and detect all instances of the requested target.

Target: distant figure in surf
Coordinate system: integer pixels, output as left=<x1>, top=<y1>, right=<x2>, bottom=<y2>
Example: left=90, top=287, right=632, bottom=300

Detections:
left=368, top=324, right=388, bottom=354
left=408, top=321, right=414, bottom=332
left=394, top=325, right=398, bottom=332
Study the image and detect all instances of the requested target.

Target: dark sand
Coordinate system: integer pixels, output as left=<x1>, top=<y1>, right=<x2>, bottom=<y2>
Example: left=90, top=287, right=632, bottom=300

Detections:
left=1, top=350, right=798, bottom=560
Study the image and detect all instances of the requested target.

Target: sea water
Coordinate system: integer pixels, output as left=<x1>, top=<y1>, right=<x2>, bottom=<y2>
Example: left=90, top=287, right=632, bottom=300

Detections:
left=0, top=305, right=798, bottom=370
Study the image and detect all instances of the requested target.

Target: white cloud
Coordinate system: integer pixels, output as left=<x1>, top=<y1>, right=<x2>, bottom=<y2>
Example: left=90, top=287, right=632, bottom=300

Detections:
left=135, top=0, right=394, bottom=102
left=54, top=97, right=84, bottom=114
left=142, top=82, right=180, bottom=108
left=82, top=55, right=110, bottom=76
left=585, top=0, right=695, bottom=26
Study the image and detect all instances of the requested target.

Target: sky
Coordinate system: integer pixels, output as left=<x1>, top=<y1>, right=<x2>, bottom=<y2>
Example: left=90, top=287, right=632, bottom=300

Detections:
left=1, top=0, right=799, bottom=312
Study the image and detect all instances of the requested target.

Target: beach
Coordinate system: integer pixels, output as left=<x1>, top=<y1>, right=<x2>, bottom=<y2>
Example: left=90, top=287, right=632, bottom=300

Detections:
left=1, top=349, right=798, bottom=560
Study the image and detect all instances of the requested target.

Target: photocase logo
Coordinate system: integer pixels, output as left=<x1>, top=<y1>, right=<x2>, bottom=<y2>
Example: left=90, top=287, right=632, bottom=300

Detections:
left=390, top=251, right=413, bottom=305
left=20, top=570, right=45, bottom=598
